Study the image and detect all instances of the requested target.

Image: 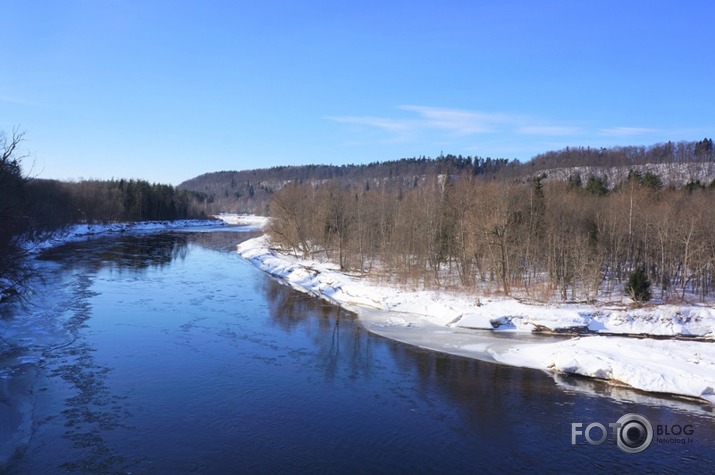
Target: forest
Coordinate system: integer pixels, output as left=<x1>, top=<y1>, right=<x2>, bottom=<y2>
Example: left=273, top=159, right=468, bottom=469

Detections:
left=4, top=126, right=715, bottom=304
left=177, top=155, right=518, bottom=214
left=178, top=138, right=715, bottom=215
left=0, top=129, right=207, bottom=299
left=267, top=172, right=715, bottom=303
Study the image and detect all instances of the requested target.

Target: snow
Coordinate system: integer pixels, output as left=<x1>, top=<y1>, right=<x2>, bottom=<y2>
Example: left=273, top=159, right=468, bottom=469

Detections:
left=214, top=213, right=270, bottom=228
left=18, top=214, right=270, bottom=255
left=23, top=219, right=227, bottom=254
left=483, top=337, right=715, bottom=404
left=18, top=215, right=270, bottom=255
left=237, top=235, right=715, bottom=404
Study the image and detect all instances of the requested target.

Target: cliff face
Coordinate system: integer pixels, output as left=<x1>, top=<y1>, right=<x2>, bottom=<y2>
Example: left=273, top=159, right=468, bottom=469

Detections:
left=529, top=162, right=715, bottom=189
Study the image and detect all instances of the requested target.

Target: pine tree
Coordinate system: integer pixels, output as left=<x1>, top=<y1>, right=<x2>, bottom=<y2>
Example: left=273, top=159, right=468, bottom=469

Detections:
left=625, top=267, right=652, bottom=302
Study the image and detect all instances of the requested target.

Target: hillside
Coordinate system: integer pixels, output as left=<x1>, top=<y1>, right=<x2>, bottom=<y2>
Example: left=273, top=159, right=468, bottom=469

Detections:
left=178, top=138, right=715, bottom=214
left=177, top=156, right=516, bottom=214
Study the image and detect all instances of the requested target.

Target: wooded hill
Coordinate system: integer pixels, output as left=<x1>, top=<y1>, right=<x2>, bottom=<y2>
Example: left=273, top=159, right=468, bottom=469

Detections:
left=180, top=137, right=715, bottom=303
left=178, top=156, right=517, bottom=215
left=178, top=138, right=715, bottom=215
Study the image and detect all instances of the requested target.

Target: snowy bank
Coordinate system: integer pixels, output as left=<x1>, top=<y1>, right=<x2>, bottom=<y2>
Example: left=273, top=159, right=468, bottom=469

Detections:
left=24, top=219, right=229, bottom=254
left=214, top=213, right=270, bottom=228
left=237, top=235, right=715, bottom=404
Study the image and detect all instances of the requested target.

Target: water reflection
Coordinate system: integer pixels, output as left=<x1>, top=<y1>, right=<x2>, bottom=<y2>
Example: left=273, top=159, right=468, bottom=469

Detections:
left=261, top=277, right=373, bottom=382
left=37, top=233, right=190, bottom=271
left=256, top=267, right=715, bottom=471
left=258, top=264, right=715, bottom=422
left=3, top=229, right=713, bottom=473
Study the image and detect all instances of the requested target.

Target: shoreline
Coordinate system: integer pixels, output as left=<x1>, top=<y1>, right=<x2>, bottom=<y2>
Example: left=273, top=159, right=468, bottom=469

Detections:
left=3, top=218, right=232, bottom=301
left=237, top=233, right=715, bottom=405
left=24, top=218, right=228, bottom=253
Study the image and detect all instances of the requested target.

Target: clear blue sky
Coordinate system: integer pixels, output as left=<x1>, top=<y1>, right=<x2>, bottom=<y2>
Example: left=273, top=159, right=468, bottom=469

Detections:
left=2, top=1, right=713, bottom=185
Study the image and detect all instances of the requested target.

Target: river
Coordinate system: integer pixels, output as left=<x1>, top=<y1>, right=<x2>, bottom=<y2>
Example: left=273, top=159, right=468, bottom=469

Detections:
left=1, top=226, right=713, bottom=473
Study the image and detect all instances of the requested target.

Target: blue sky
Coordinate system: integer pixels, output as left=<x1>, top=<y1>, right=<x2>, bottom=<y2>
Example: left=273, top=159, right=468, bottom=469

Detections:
left=2, top=1, right=713, bottom=185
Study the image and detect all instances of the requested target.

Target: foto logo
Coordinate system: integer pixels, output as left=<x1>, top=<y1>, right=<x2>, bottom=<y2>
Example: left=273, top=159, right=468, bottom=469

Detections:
left=571, top=413, right=653, bottom=454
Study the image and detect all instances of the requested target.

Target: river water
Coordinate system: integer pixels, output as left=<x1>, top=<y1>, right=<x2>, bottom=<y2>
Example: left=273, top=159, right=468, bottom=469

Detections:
left=1, top=227, right=713, bottom=473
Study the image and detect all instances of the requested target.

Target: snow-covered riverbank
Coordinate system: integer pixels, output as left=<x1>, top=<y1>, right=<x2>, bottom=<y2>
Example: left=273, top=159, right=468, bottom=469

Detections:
left=23, top=218, right=226, bottom=254
left=2, top=219, right=237, bottom=299
left=237, top=234, right=715, bottom=404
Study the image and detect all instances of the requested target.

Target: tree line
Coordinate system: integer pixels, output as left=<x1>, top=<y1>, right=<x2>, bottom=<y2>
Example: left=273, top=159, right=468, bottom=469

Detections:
left=179, top=139, right=714, bottom=216
left=268, top=172, right=715, bottom=303
left=178, top=154, right=517, bottom=215
left=0, top=129, right=207, bottom=300
left=24, top=178, right=207, bottom=233
left=529, top=138, right=714, bottom=171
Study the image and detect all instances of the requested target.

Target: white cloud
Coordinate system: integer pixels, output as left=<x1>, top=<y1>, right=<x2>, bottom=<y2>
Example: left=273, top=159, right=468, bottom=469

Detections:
left=329, top=105, right=585, bottom=140
left=398, top=105, right=514, bottom=134
left=329, top=106, right=666, bottom=149
left=327, top=115, right=413, bottom=133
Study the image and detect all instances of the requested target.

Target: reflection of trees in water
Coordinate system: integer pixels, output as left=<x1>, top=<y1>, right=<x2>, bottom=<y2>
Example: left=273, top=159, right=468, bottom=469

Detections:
left=381, top=342, right=543, bottom=440
left=38, top=229, right=262, bottom=273
left=244, top=259, right=715, bottom=467
left=260, top=277, right=373, bottom=381
left=383, top=339, right=715, bottom=456
left=38, top=233, right=190, bottom=272
left=259, top=275, right=562, bottom=440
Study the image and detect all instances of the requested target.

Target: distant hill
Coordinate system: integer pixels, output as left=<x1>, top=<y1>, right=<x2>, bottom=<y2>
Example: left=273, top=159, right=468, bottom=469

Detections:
left=177, top=155, right=517, bottom=214
left=178, top=138, right=715, bottom=214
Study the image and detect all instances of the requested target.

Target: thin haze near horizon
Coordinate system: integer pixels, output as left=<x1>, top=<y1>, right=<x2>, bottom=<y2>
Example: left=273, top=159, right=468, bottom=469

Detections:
left=2, top=1, right=713, bottom=186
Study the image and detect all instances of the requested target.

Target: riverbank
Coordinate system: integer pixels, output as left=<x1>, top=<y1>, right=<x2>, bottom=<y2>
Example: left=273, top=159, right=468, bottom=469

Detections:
left=2, top=219, right=233, bottom=302
left=24, top=218, right=225, bottom=253
left=237, top=234, right=715, bottom=404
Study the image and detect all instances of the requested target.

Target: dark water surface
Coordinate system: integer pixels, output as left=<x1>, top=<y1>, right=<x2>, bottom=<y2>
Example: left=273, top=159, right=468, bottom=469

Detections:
left=2, top=228, right=714, bottom=473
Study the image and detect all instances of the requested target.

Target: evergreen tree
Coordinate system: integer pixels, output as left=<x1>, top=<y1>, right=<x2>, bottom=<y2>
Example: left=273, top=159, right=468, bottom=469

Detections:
left=625, top=267, right=652, bottom=302
left=584, top=176, right=608, bottom=195
left=641, top=172, right=662, bottom=190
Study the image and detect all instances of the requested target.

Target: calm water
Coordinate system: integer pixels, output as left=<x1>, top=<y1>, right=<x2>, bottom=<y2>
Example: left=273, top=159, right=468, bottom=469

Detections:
left=1, top=228, right=714, bottom=473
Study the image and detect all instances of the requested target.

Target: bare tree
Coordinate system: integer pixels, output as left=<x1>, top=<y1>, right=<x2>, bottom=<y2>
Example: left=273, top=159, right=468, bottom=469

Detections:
left=0, top=129, right=30, bottom=301
left=268, top=183, right=318, bottom=257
